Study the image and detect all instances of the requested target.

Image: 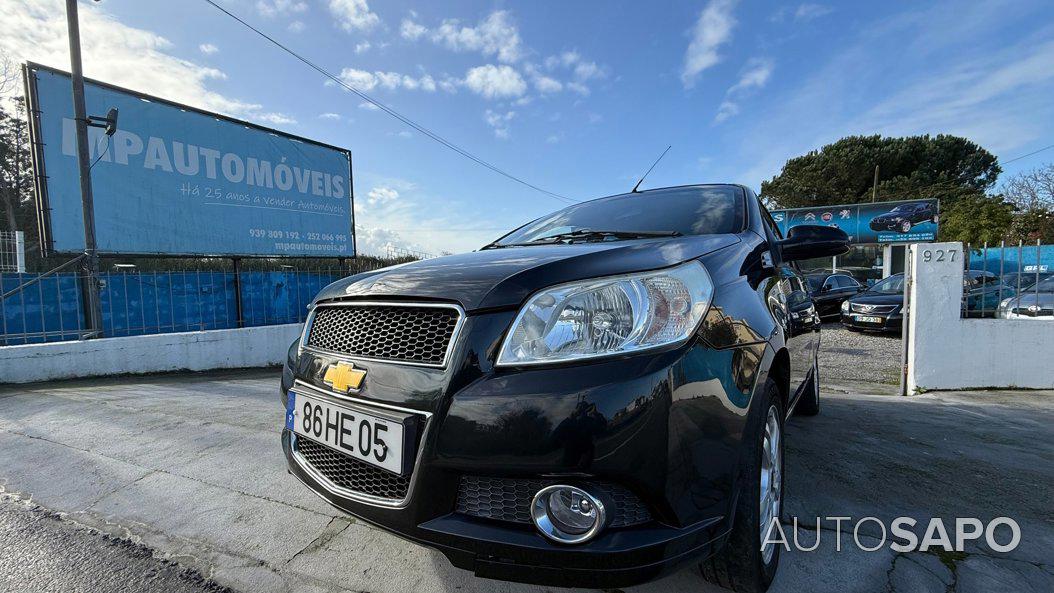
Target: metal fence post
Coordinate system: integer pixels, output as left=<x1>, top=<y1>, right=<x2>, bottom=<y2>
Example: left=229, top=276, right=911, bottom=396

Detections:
left=232, top=258, right=245, bottom=328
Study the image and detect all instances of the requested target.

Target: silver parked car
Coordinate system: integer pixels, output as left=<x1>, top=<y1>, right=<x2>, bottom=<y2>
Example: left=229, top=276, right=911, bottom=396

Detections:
left=997, top=276, right=1054, bottom=319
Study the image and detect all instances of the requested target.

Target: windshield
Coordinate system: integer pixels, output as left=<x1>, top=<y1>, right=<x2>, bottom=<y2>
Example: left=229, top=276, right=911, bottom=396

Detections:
left=1029, top=277, right=1054, bottom=292
left=806, top=276, right=825, bottom=292
left=493, top=186, right=744, bottom=246
left=891, top=205, right=910, bottom=212
left=869, top=275, right=905, bottom=294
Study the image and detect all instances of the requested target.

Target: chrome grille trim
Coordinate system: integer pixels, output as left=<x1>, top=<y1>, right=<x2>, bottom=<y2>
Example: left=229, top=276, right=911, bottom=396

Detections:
left=303, top=301, right=465, bottom=368
left=851, top=303, right=896, bottom=314
left=289, top=381, right=432, bottom=509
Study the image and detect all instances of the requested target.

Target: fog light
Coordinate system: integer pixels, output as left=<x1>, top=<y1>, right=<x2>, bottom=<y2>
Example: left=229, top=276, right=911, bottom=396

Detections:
left=530, top=485, right=606, bottom=544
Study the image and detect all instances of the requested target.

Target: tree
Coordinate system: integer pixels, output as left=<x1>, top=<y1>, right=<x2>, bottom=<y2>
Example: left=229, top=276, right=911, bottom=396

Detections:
left=760, top=134, right=1001, bottom=209
left=0, top=97, right=34, bottom=237
left=937, top=192, right=1014, bottom=246
left=1001, top=163, right=1054, bottom=243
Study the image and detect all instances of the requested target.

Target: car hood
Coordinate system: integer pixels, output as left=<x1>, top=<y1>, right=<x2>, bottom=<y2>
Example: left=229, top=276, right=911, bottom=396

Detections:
left=314, top=234, right=742, bottom=311
left=850, top=291, right=903, bottom=306
left=1008, top=291, right=1054, bottom=308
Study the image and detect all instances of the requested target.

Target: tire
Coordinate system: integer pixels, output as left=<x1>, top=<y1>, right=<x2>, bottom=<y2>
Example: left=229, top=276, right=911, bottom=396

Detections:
left=899, top=220, right=912, bottom=233
left=931, top=214, right=939, bottom=224
left=796, top=354, right=820, bottom=416
left=701, top=379, right=783, bottom=593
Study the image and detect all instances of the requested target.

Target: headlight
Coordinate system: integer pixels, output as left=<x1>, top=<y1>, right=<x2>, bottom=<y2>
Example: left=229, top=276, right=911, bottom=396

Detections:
left=841, top=300, right=850, bottom=313
left=997, top=297, right=1014, bottom=318
left=497, top=261, right=713, bottom=366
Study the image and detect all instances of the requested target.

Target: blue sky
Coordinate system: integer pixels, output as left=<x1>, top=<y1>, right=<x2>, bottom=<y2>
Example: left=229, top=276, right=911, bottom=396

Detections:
left=4, top=0, right=1054, bottom=255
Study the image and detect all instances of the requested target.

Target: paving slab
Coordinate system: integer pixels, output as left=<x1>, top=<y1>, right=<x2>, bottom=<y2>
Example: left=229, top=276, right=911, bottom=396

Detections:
left=1, top=370, right=1052, bottom=593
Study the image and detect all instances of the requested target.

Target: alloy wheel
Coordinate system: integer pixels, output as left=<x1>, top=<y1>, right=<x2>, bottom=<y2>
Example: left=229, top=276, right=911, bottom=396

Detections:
left=759, top=405, right=782, bottom=564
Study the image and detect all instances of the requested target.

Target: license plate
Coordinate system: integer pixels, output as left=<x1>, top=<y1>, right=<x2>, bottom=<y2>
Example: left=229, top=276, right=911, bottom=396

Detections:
left=287, top=391, right=404, bottom=474
left=854, top=315, right=883, bottom=323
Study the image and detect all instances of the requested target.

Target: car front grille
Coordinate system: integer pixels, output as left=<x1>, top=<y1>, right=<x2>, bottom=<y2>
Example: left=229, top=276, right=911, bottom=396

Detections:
left=851, top=303, right=897, bottom=314
left=295, top=436, right=411, bottom=501
left=455, top=475, right=652, bottom=528
left=306, top=303, right=460, bottom=366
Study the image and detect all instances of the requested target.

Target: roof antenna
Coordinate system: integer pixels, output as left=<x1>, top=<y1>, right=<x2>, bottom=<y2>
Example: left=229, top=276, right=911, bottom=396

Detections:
left=632, top=145, right=671, bottom=193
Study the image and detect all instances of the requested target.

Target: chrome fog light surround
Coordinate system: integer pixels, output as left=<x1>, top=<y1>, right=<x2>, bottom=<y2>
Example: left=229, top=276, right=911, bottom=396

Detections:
left=530, top=485, right=606, bottom=544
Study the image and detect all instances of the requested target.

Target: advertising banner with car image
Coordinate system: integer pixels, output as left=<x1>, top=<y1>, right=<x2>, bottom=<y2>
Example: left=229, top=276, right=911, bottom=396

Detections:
left=771, top=198, right=939, bottom=244
left=24, top=63, right=354, bottom=257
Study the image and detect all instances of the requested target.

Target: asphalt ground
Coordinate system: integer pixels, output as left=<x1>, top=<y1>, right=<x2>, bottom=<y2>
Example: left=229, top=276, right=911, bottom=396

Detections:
left=0, top=494, right=231, bottom=593
left=0, top=368, right=1051, bottom=593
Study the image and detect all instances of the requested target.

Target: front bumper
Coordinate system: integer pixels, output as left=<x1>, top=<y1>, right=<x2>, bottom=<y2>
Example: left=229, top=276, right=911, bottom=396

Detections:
left=841, top=312, right=902, bottom=332
left=280, top=310, right=763, bottom=587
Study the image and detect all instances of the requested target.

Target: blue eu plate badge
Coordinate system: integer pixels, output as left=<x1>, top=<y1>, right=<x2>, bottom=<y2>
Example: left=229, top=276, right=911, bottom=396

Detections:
left=285, top=391, right=296, bottom=430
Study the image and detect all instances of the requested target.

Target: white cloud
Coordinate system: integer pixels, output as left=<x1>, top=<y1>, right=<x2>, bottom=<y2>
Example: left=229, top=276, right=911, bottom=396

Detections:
left=198, top=43, right=219, bottom=55
left=329, top=0, right=380, bottom=32
left=354, top=41, right=371, bottom=54
left=483, top=109, right=515, bottom=139
left=715, top=57, right=774, bottom=123
left=540, top=49, right=607, bottom=95
left=288, top=20, right=306, bottom=33
left=533, top=75, right=562, bottom=94
left=566, top=81, right=590, bottom=96
left=256, top=0, right=307, bottom=18
left=794, top=4, right=833, bottom=22
left=367, top=186, right=399, bottom=206
left=463, top=65, right=527, bottom=99
left=431, top=11, right=523, bottom=63
left=358, top=101, right=380, bottom=110
left=319, top=112, right=341, bottom=120
left=256, top=112, right=297, bottom=125
left=336, top=68, right=444, bottom=93
left=0, top=0, right=290, bottom=126
left=682, top=0, right=738, bottom=88
left=400, top=18, right=427, bottom=41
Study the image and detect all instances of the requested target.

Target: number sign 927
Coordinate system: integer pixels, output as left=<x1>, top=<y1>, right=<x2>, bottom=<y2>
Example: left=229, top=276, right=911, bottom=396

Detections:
left=921, top=248, right=957, bottom=263
left=289, top=392, right=405, bottom=475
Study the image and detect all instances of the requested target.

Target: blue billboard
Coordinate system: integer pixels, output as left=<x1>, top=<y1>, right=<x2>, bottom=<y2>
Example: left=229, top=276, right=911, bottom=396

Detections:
left=25, top=64, right=354, bottom=257
left=770, top=199, right=939, bottom=244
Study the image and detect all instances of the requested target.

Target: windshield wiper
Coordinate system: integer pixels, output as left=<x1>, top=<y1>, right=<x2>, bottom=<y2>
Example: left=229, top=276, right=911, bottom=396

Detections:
left=518, top=229, right=682, bottom=246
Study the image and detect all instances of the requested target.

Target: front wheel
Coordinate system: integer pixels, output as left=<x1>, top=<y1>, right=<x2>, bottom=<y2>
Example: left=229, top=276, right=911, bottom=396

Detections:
left=701, top=379, right=783, bottom=592
left=899, top=220, right=912, bottom=233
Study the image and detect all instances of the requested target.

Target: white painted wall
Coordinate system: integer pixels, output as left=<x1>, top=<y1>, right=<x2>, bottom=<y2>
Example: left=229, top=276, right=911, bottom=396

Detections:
left=0, top=324, right=302, bottom=384
left=906, top=242, right=1054, bottom=391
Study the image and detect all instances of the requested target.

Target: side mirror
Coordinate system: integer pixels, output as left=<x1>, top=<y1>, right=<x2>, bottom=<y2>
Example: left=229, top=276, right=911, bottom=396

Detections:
left=776, top=225, right=850, bottom=263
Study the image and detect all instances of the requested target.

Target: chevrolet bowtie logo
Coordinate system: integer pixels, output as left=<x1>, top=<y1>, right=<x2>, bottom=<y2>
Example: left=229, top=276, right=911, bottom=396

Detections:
left=323, top=362, right=366, bottom=393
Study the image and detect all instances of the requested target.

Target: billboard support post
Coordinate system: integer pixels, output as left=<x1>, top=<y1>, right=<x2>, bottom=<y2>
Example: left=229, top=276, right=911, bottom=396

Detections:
left=64, top=0, right=103, bottom=339
left=232, top=258, right=245, bottom=329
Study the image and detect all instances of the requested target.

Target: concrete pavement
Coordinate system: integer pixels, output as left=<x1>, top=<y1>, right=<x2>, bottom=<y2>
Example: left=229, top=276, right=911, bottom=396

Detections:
left=0, top=369, right=1051, bottom=593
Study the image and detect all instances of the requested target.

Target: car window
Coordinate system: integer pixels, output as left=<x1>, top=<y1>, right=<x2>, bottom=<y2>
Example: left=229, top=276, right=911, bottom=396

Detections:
left=494, top=185, right=745, bottom=246
left=870, top=275, right=905, bottom=293
left=823, top=276, right=838, bottom=289
left=806, top=276, right=824, bottom=292
left=833, top=275, right=856, bottom=288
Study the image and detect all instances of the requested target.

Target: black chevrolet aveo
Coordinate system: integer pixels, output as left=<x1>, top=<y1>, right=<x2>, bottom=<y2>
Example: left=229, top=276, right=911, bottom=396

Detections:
left=281, top=184, right=849, bottom=592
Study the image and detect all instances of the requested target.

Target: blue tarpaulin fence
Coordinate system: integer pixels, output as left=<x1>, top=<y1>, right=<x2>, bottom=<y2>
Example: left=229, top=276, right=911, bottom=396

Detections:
left=966, top=243, right=1054, bottom=275
left=1, top=270, right=342, bottom=346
